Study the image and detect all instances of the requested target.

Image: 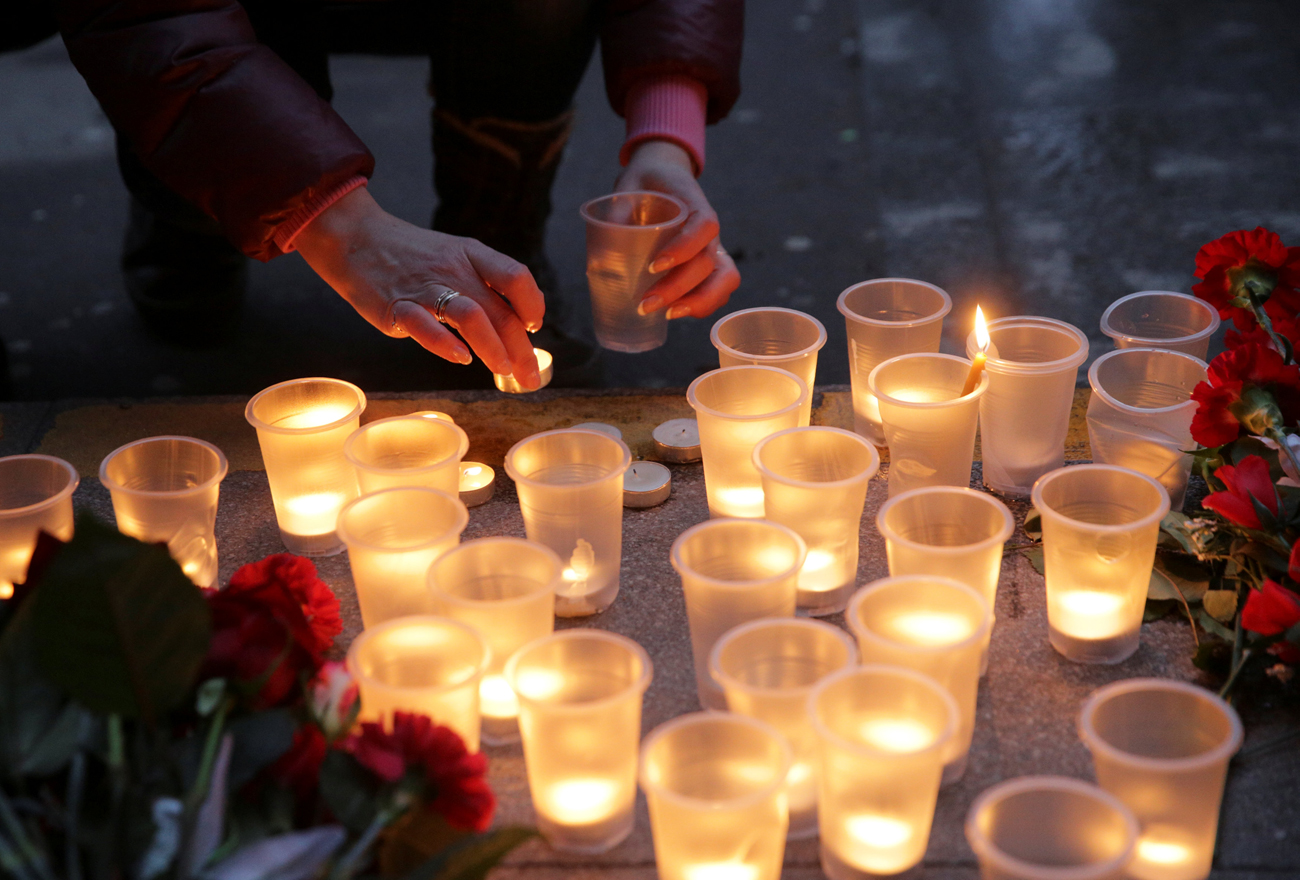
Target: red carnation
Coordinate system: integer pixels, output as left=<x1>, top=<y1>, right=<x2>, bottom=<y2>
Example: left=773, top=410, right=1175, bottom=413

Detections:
left=1241, top=581, right=1300, bottom=663
left=345, top=713, right=495, bottom=832
left=1189, top=343, right=1300, bottom=447
left=227, top=554, right=342, bottom=655
left=1225, top=313, right=1300, bottom=353
left=267, top=724, right=329, bottom=802
left=1202, top=455, right=1278, bottom=530
left=1193, top=227, right=1300, bottom=329
left=1190, top=380, right=1243, bottom=448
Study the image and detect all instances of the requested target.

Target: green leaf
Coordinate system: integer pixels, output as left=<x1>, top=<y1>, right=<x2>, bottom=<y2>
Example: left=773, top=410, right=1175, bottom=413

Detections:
left=1158, top=513, right=1199, bottom=554
left=1203, top=589, right=1239, bottom=622
left=1020, top=546, right=1045, bottom=576
left=1023, top=510, right=1042, bottom=541
left=1154, top=554, right=1211, bottom=604
left=31, top=515, right=211, bottom=722
left=1198, top=609, right=1236, bottom=642
left=1146, top=567, right=1181, bottom=601
left=319, top=750, right=381, bottom=835
left=403, top=827, right=537, bottom=880
left=1143, top=599, right=1177, bottom=622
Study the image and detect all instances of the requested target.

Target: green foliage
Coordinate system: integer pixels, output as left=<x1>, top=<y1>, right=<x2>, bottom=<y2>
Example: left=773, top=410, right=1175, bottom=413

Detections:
left=401, top=827, right=537, bottom=880
left=320, top=750, right=383, bottom=835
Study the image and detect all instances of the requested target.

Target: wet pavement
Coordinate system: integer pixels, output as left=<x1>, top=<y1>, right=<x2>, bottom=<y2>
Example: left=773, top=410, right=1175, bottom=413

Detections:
left=3, top=0, right=1300, bottom=399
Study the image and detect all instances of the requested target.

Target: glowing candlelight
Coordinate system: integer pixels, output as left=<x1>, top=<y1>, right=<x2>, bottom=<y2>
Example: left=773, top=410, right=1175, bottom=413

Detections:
left=0, top=455, right=78, bottom=601
left=683, top=864, right=759, bottom=880
left=1054, top=590, right=1127, bottom=639
left=542, top=778, right=621, bottom=825
left=858, top=718, right=934, bottom=753
left=494, top=347, right=553, bottom=393
left=960, top=306, right=990, bottom=397
left=886, top=610, right=975, bottom=646
left=457, top=462, right=495, bottom=507
left=282, top=491, right=349, bottom=538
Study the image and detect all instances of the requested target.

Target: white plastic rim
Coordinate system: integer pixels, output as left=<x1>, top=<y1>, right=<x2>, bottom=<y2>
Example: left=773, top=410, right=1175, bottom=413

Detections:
left=504, top=629, right=653, bottom=714
left=343, top=415, right=470, bottom=477
left=710, top=306, right=828, bottom=362
left=1099, top=291, right=1220, bottom=348
left=846, top=575, right=992, bottom=657
left=335, top=487, right=469, bottom=554
left=875, top=487, right=1015, bottom=556
left=1031, top=464, right=1170, bottom=537
left=1086, top=348, right=1207, bottom=416
left=346, top=615, right=492, bottom=700
left=807, top=664, right=959, bottom=761
left=867, top=352, right=990, bottom=408
left=98, top=436, right=229, bottom=499
left=708, top=617, right=859, bottom=699
left=244, top=377, right=367, bottom=434
left=669, top=518, right=808, bottom=592
left=752, top=426, right=881, bottom=491
left=503, top=429, right=632, bottom=491
left=427, top=537, right=564, bottom=610
left=685, top=365, right=810, bottom=423
left=0, top=455, right=80, bottom=516
left=579, top=190, right=687, bottom=230
left=836, top=278, right=953, bottom=328
left=966, top=316, right=1089, bottom=375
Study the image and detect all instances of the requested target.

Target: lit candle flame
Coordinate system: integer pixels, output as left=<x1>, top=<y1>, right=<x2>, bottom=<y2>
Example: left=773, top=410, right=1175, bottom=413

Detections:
left=888, top=611, right=975, bottom=647
left=858, top=718, right=933, bottom=753
left=845, top=814, right=913, bottom=848
left=974, top=305, right=990, bottom=352
left=544, top=778, right=620, bottom=824
left=683, top=864, right=759, bottom=880
left=479, top=674, right=519, bottom=719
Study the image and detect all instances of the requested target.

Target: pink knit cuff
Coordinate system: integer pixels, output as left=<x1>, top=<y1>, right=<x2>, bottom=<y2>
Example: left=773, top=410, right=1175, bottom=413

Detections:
left=273, top=175, right=369, bottom=254
left=620, top=75, right=708, bottom=175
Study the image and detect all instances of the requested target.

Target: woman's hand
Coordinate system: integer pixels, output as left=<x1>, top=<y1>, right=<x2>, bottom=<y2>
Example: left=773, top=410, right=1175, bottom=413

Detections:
left=614, top=140, right=740, bottom=320
left=295, top=187, right=545, bottom=389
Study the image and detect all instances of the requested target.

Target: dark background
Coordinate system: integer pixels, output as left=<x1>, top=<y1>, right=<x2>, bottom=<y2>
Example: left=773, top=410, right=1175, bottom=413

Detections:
left=3, top=0, right=1298, bottom=401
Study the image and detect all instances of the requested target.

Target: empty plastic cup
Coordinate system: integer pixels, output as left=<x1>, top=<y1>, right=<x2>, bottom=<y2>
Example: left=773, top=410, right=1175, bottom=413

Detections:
left=505, top=630, right=652, bottom=853
left=1031, top=465, right=1170, bottom=664
left=580, top=190, right=686, bottom=353
left=1086, top=348, right=1206, bottom=511
left=344, top=414, right=469, bottom=496
left=640, top=712, right=792, bottom=880
left=0, top=455, right=78, bottom=597
left=810, top=665, right=959, bottom=880
left=709, top=618, right=858, bottom=839
left=711, top=306, right=828, bottom=425
left=966, top=316, right=1089, bottom=498
left=1100, top=291, right=1221, bottom=360
left=427, top=537, right=560, bottom=745
left=687, top=366, right=809, bottom=519
left=245, top=377, right=366, bottom=556
left=670, top=518, right=805, bottom=709
left=752, top=426, right=879, bottom=615
left=99, top=436, right=228, bottom=587
left=965, top=776, right=1139, bottom=880
left=837, top=278, right=952, bottom=446
left=337, top=487, right=468, bottom=629
left=868, top=353, right=988, bottom=496
left=846, top=576, right=991, bottom=785
left=346, top=615, right=489, bottom=752
left=504, top=429, right=631, bottom=617
left=1079, top=679, right=1243, bottom=880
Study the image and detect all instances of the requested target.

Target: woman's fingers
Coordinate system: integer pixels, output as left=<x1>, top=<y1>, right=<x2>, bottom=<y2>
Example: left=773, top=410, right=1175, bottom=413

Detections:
left=472, top=290, right=542, bottom=387
left=637, top=248, right=716, bottom=315
left=649, top=207, right=720, bottom=276
left=664, top=247, right=741, bottom=320
left=465, top=242, right=546, bottom=332
left=393, top=301, right=472, bottom=364
left=440, top=293, right=515, bottom=377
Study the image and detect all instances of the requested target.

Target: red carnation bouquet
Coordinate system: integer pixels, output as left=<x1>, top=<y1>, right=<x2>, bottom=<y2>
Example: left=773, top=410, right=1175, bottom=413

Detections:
left=0, top=517, right=530, bottom=880
left=1160, top=227, right=1300, bottom=694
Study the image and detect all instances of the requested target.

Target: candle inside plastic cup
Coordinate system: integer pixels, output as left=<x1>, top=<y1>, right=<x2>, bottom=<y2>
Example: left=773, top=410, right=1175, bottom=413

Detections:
left=0, top=455, right=79, bottom=598
left=344, top=414, right=469, bottom=496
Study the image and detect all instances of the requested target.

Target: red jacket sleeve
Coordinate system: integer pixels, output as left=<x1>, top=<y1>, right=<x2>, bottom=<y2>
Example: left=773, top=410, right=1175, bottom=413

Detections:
left=55, top=0, right=374, bottom=261
left=600, top=0, right=743, bottom=126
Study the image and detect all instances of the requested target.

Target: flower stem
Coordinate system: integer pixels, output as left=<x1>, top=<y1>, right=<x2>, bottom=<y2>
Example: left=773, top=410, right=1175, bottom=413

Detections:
left=185, top=697, right=231, bottom=811
left=327, top=798, right=411, bottom=880
left=1247, top=289, right=1293, bottom=362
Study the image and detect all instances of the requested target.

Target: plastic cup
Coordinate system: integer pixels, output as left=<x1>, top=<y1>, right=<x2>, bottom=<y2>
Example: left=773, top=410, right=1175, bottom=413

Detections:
left=504, top=429, right=631, bottom=617
left=670, top=518, right=804, bottom=709
left=99, top=436, right=228, bottom=587
left=245, top=377, right=366, bottom=556
left=709, top=618, right=858, bottom=839
left=346, top=615, right=490, bottom=752
left=711, top=307, right=828, bottom=426
left=687, top=366, right=809, bottom=519
left=344, top=415, right=469, bottom=496
left=1086, top=348, right=1207, bottom=510
left=1031, top=465, right=1170, bottom=664
left=0, top=455, right=78, bottom=597
left=965, top=776, right=1139, bottom=880
left=846, top=576, right=991, bottom=785
left=1100, top=291, right=1221, bottom=360
left=427, top=537, right=560, bottom=745
left=810, top=665, right=959, bottom=880
left=966, top=317, right=1089, bottom=498
left=505, top=630, right=653, bottom=854
left=580, top=190, right=687, bottom=353
left=868, top=353, right=988, bottom=496
left=336, top=487, right=468, bottom=629
left=640, top=712, right=792, bottom=880
left=752, top=426, right=880, bottom=616
left=837, top=278, right=952, bottom=446
left=1079, top=679, right=1243, bottom=880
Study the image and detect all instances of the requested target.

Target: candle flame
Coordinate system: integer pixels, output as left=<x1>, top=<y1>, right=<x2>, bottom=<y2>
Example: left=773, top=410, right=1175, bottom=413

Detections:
left=479, top=674, right=519, bottom=719
left=544, top=778, right=619, bottom=824
left=887, top=611, right=975, bottom=647
left=845, top=814, right=913, bottom=848
left=683, top=864, right=760, bottom=880
left=1136, top=828, right=1194, bottom=867
left=465, top=466, right=481, bottom=476
left=974, top=305, right=990, bottom=352
left=858, top=718, right=934, bottom=753
left=1059, top=590, right=1125, bottom=616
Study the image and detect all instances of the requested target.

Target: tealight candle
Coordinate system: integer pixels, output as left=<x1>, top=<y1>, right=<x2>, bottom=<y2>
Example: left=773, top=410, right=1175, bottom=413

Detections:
left=640, top=712, right=792, bottom=880
left=711, top=306, right=827, bottom=426
left=494, top=347, right=553, bottom=393
left=245, top=377, right=366, bottom=556
left=458, top=462, right=496, bottom=507
left=624, top=460, right=671, bottom=508
left=344, top=415, right=468, bottom=496
left=0, top=455, right=79, bottom=598
left=1079, top=679, right=1243, bottom=880
left=1031, top=465, right=1170, bottom=664
left=652, top=418, right=703, bottom=463
left=505, top=630, right=652, bottom=853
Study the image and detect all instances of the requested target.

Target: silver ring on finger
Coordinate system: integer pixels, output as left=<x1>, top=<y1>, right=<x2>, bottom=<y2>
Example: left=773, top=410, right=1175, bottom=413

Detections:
left=431, top=287, right=464, bottom=324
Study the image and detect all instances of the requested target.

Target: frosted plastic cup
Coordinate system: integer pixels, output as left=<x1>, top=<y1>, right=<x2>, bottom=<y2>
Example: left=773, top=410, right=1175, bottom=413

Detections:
left=709, top=618, right=858, bottom=839
left=245, top=377, right=366, bottom=556
left=875, top=487, right=1014, bottom=674
left=670, top=518, right=805, bottom=709
left=753, top=426, right=880, bottom=615
left=427, top=537, right=560, bottom=745
left=580, top=190, right=686, bottom=353
left=336, top=487, right=468, bottom=629
left=868, top=353, right=989, bottom=496
left=99, top=436, right=228, bottom=587
left=344, top=415, right=469, bottom=496
left=505, top=630, right=653, bottom=854
left=0, top=455, right=78, bottom=597
left=346, top=615, right=489, bottom=752
left=1031, top=465, right=1170, bottom=664
left=810, top=665, right=959, bottom=880
left=846, top=576, right=991, bottom=785
left=504, top=429, right=631, bottom=617
left=1100, top=291, right=1221, bottom=360
left=837, top=278, right=952, bottom=446
left=966, top=316, right=1089, bottom=498
left=1086, top=348, right=1207, bottom=511
left=687, top=366, right=809, bottom=519
left=640, top=712, right=792, bottom=880
left=1079, top=679, right=1243, bottom=880
left=711, top=307, right=828, bottom=426
left=965, top=776, right=1139, bottom=880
